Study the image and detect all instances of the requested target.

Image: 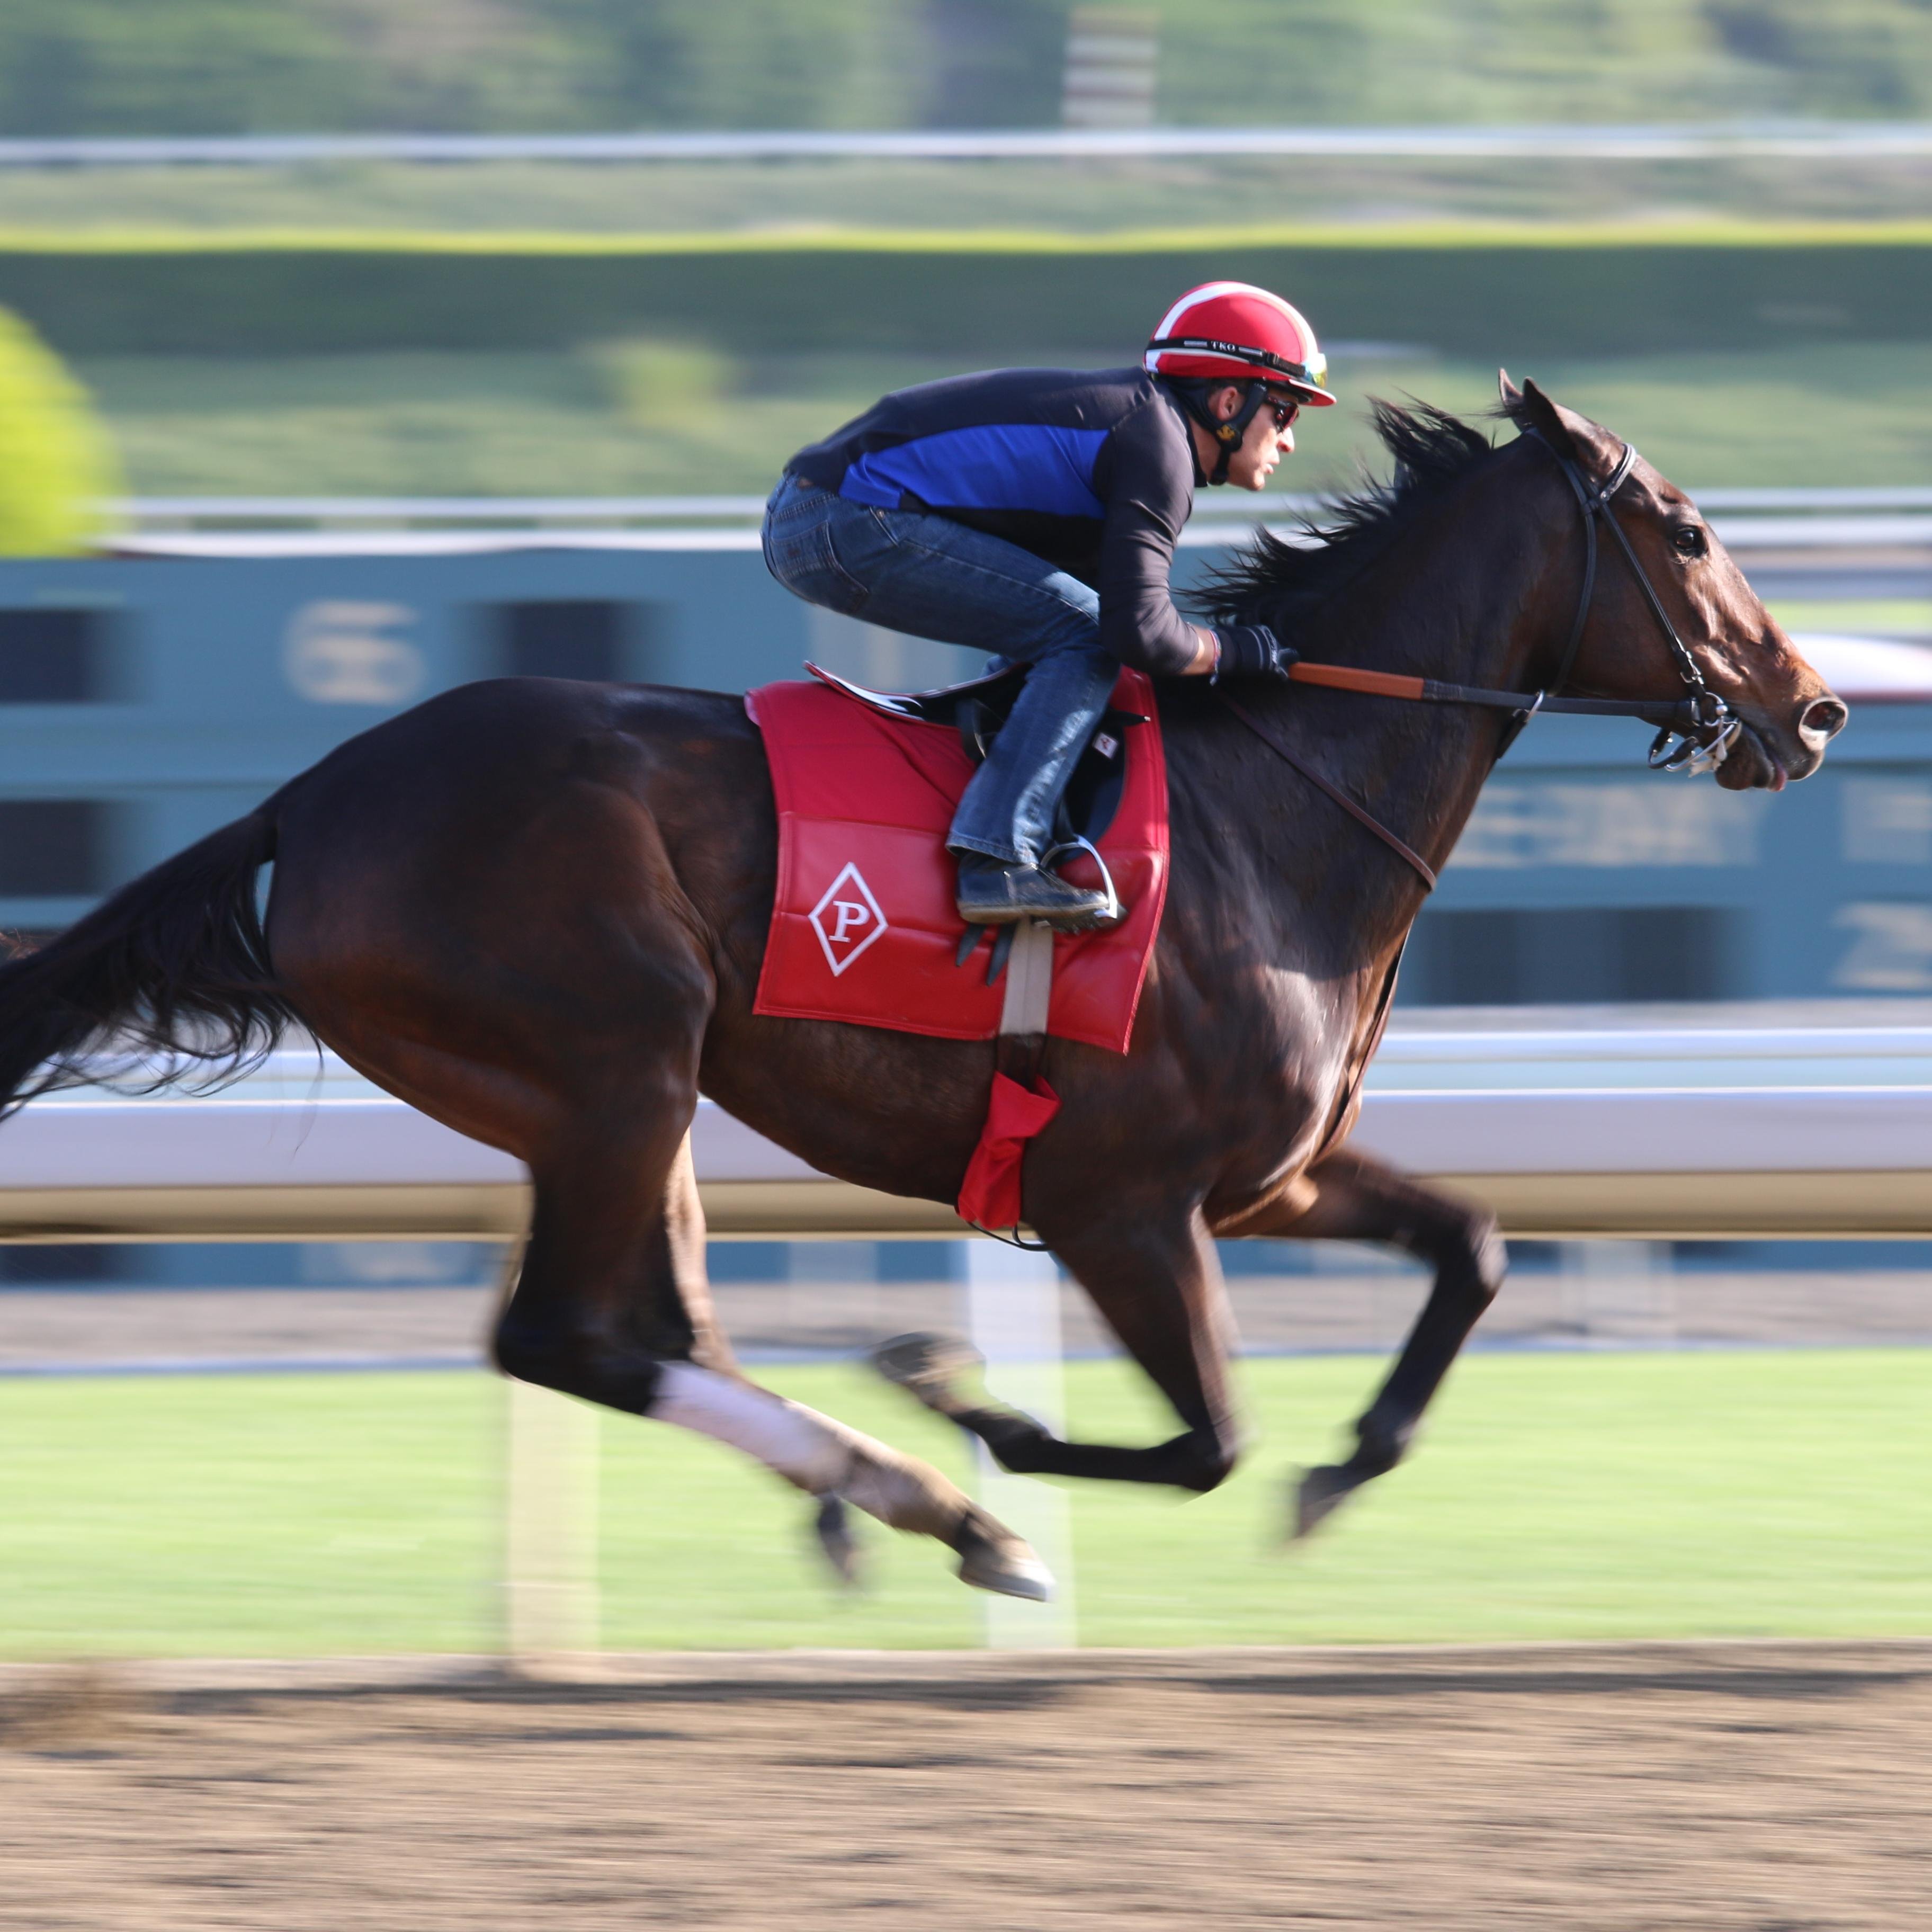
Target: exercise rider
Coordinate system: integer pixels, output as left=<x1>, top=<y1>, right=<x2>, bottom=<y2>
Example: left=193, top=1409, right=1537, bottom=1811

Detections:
left=762, top=281, right=1334, bottom=929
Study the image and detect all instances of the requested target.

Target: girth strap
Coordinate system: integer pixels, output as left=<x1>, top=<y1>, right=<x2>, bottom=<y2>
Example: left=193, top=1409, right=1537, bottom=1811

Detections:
left=964, top=920, right=1058, bottom=1246
left=996, top=920, right=1054, bottom=1076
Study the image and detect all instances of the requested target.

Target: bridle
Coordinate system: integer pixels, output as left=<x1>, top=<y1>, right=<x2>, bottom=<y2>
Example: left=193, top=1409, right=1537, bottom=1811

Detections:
left=1524, top=428, right=1741, bottom=776
left=1217, top=427, right=1746, bottom=892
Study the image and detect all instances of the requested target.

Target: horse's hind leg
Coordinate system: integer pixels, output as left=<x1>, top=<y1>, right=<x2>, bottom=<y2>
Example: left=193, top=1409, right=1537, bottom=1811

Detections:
left=1247, top=1143, right=1506, bottom=1535
left=879, top=1209, right=1245, bottom=1493
left=494, top=1100, right=1051, bottom=1600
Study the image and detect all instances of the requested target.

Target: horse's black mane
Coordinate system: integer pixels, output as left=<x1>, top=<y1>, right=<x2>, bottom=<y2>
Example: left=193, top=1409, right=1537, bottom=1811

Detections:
left=1198, top=393, right=1534, bottom=627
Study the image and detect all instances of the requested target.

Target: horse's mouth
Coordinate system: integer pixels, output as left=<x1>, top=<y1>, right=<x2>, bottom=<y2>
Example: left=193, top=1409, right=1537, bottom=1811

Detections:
left=1717, top=721, right=1788, bottom=792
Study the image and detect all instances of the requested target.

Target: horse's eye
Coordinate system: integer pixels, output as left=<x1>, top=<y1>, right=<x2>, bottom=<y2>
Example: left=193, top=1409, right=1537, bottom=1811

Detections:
left=1672, top=524, right=1707, bottom=557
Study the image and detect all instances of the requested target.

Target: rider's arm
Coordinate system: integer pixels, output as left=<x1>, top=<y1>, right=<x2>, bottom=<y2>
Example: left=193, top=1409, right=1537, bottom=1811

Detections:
left=1094, top=399, right=1221, bottom=677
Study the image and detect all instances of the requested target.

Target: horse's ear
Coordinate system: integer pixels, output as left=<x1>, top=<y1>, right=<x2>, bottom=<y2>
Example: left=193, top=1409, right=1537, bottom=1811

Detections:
left=1498, top=369, right=1523, bottom=406
left=1513, top=377, right=1582, bottom=462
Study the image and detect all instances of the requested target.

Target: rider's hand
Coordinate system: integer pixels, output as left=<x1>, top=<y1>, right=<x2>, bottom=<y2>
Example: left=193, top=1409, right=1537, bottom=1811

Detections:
left=1214, top=623, right=1295, bottom=681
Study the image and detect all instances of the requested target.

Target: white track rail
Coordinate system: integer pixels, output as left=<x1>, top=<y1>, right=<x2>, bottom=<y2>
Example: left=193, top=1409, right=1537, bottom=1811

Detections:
left=101, top=494, right=1932, bottom=561
left=4, top=1022, right=1930, bottom=1242
left=111, top=488, right=1932, bottom=527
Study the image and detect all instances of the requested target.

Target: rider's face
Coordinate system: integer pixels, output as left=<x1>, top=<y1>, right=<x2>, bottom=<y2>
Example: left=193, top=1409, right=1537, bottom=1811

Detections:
left=1211, top=386, right=1299, bottom=491
left=1229, top=399, right=1296, bottom=490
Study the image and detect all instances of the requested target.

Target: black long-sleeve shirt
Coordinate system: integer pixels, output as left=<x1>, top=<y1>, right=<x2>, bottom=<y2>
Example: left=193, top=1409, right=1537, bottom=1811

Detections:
left=786, top=366, right=1206, bottom=676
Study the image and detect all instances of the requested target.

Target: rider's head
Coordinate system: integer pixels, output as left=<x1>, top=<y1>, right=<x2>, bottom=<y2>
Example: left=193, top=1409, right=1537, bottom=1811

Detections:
left=1144, top=281, right=1335, bottom=490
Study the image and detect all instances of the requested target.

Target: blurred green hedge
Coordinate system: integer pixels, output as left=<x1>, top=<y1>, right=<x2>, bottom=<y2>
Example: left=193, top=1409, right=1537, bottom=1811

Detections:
left=1, top=228, right=1928, bottom=363
left=0, top=308, right=118, bottom=554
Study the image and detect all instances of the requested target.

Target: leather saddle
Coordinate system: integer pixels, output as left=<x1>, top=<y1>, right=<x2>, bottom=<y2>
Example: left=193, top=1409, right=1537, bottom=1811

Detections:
left=806, top=660, right=1147, bottom=848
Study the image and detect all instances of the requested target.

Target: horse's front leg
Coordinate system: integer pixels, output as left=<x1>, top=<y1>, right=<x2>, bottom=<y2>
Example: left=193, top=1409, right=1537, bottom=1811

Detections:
left=1230, top=1143, right=1506, bottom=1535
left=878, top=1208, right=1244, bottom=1494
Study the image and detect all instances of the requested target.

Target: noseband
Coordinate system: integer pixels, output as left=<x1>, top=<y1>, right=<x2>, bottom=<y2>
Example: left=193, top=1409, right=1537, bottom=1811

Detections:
left=1526, top=428, right=1740, bottom=776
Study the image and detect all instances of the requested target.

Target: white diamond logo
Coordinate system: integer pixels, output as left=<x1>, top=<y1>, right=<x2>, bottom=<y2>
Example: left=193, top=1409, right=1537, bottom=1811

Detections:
left=808, top=862, right=888, bottom=977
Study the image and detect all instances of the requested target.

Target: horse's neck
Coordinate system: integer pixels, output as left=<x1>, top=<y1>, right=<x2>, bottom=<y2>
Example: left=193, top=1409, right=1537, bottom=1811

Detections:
left=1260, top=455, right=1567, bottom=900
left=1168, top=450, right=1572, bottom=1045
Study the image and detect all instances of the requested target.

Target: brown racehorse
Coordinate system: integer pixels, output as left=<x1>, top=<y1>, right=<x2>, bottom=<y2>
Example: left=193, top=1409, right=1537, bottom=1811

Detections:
left=0, top=382, right=1843, bottom=1600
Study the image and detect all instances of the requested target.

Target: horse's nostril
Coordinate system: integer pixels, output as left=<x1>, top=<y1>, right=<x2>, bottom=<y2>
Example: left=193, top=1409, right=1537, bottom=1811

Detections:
left=1801, top=696, right=1849, bottom=741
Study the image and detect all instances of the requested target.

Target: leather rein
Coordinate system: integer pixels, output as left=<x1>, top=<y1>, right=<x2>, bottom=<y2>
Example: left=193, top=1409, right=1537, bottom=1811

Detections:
left=1218, top=430, right=1743, bottom=893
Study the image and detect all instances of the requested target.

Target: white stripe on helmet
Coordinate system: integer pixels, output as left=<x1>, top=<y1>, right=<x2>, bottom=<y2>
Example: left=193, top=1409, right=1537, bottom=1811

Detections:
left=1144, top=281, right=1321, bottom=375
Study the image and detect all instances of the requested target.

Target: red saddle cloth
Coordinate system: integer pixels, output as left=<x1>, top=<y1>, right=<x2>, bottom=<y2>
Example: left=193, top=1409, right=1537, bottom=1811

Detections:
left=746, top=667, right=1168, bottom=1053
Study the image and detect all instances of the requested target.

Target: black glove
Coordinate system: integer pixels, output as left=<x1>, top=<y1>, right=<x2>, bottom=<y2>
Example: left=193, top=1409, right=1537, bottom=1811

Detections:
left=1214, top=623, right=1295, bottom=681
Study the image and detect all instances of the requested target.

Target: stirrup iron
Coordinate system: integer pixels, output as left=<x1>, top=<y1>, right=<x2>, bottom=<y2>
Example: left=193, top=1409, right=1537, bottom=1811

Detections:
left=1040, top=835, right=1123, bottom=927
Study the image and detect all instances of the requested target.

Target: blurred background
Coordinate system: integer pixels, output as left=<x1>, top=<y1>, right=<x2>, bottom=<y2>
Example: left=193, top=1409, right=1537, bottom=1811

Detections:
left=1, top=1, right=1929, bottom=1662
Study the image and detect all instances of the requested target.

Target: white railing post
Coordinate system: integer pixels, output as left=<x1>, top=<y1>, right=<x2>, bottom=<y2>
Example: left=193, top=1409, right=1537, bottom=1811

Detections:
left=963, top=1237, right=1077, bottom=1649
left=504, top=1378, right=601, bottom=1672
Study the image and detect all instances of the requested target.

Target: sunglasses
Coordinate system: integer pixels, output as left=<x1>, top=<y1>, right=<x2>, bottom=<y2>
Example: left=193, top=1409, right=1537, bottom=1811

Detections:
left=1214, top=390, right=1304, bottom=442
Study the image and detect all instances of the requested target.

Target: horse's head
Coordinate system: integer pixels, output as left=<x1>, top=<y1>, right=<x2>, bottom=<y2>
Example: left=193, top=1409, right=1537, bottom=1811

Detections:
left=1504, top=375, right=1846, bottom=791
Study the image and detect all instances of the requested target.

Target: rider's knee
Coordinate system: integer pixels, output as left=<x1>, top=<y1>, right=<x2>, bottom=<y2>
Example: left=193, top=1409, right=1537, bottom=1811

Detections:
left=1027, top=600, right=1105, bottom=660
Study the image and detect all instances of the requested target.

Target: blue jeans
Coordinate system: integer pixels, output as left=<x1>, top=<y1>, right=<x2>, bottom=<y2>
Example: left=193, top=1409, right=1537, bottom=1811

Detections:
left=762, top=473, right=1119, bottom=867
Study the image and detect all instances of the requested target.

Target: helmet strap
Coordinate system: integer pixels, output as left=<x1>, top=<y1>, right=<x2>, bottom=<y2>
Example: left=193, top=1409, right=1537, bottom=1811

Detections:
left=1168, top=378, right=1269, bottom=486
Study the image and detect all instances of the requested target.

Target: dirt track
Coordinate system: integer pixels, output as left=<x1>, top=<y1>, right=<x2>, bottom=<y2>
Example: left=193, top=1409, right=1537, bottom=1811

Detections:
left=2, top=1644, right=1928, bottom=1929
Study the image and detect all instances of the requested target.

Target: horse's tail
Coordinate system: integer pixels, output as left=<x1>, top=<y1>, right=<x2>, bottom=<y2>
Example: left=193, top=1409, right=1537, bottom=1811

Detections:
left=0, top=808, right=294, bottom=1120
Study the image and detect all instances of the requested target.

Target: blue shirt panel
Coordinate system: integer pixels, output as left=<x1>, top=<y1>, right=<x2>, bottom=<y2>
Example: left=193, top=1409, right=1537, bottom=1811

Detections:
left=839, top=423, right=1110, bottom=520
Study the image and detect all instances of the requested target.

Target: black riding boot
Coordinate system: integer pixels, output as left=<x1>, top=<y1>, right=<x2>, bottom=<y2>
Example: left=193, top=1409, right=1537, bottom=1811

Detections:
left=954, top=853, right=1111, bottom=929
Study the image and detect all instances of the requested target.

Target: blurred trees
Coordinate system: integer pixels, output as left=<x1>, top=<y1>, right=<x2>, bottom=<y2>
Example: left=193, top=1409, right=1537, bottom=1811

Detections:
left=0, top=2, right=583, bottom=135
left=0, top=3, right=361, bottom=137
left=1153, top=0, right=1932, bottom=126
left=544, top=0, right=913, bottom=130
left=1, top=1, right=1929, bottom=135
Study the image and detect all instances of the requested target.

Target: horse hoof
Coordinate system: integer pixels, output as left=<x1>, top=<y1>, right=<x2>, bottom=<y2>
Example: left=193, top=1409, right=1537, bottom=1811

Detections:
left=872, top=1332, right=985, bottom=1408
left=1292, top=1463, right=1359, bottom=1540
left=953, top=1511, right=1054, bottom=1602
left=959, top=1540, right=1054, bottom=1603
left=812, top=1493, right=863, bottom=1588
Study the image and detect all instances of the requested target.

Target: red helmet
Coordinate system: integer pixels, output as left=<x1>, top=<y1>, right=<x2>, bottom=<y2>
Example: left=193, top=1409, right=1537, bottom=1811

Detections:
left=1144, top=281, right=1336, bottom=407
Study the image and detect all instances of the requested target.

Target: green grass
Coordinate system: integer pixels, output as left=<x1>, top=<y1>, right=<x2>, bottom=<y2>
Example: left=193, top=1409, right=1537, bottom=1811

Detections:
left=0, top=1371, right=502, bottom=1659
left=77, top=339, right=1932, bottom=497
left=1294, top=340, right=1932, bottom=495
left=1763, top=600, right=1932, bottom=638
left=1066, top=1349, right=1932, bottom=1647
left=2, top=1349, right=1928, bottom=1659
left=1448, top=341, right=1932, bottom=491
left=79, top=346, right=851, bottom=497
left=0, top=159, right=1927, bottom=239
